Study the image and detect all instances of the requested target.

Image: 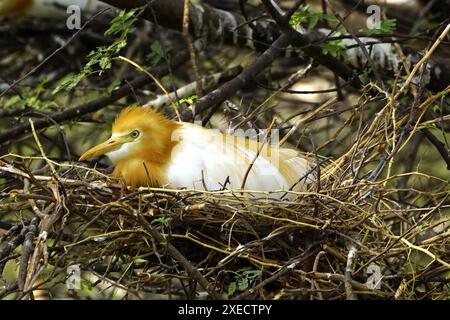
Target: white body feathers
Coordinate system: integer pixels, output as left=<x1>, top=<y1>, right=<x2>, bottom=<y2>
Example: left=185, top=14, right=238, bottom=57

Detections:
left=166, top=123, right=313, bottom=195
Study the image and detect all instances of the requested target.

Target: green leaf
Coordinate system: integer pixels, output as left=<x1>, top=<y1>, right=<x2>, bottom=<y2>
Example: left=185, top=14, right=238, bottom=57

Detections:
left=432, top=104, right=441, bottom=113
left=106, top=79, right=121, bottom=96
left=418, top=123, right=438, bottom=130
left=359, top=19, right=397, bottom=36
left=147, top=41, right=167, bottom=66
left=176, top=95, right=198, bottom=107
left=151, top=216, right=172, bottom=227
left=227, top=282, right=237, bottom=296
left=289, top=4, right=312, bottom=29
left=53, top=8, right=143, bottom=94
left=53, top=72, right=86, bottom=94
left=99, top=56, right=112, bottom=70
left=308, top=15, right=320, bottom=29
left=243, top=269, right=262, bottom=279
left=321, top=39, right=345, bottom=59
left=290, top=4, right=337, bottom=30
left=237, top=277, right=249, bottom=291
left=80, top=279, right=93, bottom=291
left=4, top=95, right=22, bottom=108
left=105, top=8, right=141, bottom=36
left=322, top=14, right=338, bottom=22
left=35, top=78, right=49, bottom=96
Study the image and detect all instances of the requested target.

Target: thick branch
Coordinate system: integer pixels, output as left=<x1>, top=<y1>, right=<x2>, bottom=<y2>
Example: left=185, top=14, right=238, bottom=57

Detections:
left=181, top=34, right=292, bottom=121
left=261, top=0, right=362, bottom=89
left=101, top=0, right=279, bottom=51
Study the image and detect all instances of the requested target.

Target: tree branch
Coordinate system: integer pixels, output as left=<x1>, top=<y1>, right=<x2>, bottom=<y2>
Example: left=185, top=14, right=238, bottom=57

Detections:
left=0, top=44, right=195, bottom=144
left=421, top=128, right=450, bottom=170
left=136, top=212, right=226, bottom=300
left=260, top=0, right=362, bottom=89
left=181, top=34, right=292, bottom=121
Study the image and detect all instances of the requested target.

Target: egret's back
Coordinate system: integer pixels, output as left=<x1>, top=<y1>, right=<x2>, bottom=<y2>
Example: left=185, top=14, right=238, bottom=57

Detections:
left=166, top=123, right=313, bottom=194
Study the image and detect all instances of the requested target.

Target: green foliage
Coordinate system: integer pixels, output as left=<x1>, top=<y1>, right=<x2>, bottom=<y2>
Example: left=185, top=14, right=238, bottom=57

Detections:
left=106, top=79, right=122, bottom=96
left=321, top=36, right=345, bottom=59
left=226, top=267, right=262, bottom=297
left=147, top=41, right=169, bottom=66
left=80, top=279, right=94, bottom=291
left=151, top=216, right=172, bottom=228
left=360, top=68, right=372, bottom=83
left=3, top=95, right=22, bottom=108
left=53, top=8, right=143, bottom=94
left=104, top=9, right=139, bottom=36
left=418, top=123, right=438, bottom=130
left=3, top=79, right=56, bottom=110
left=289, top=5, right=344, bottom=58
left=176, top=95, right=198, bottom=107
left=360, top=19, right=397, bottom=36
left=431, top=104, right=441, bottom=113
left=289, top=4, right=337, bottom=30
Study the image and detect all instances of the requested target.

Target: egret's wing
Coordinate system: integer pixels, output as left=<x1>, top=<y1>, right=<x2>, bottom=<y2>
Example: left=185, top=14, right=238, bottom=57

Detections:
left=166, top=123, right=311, bottom=192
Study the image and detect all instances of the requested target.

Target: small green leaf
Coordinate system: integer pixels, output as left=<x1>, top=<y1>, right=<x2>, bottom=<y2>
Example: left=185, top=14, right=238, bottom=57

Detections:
left=243, top=269, right=262, bottom=279
left=106, top=79, right=121, bottom=96
left=99, top=56, right=112, bottom=70
left=105, top=8, right=140, bottom=36
left=176, top=95, right=198, bottom=107
left=431, top=104, right=441, bottom=113
left=227, top=282, right=237, bottom=296
left=359, top=19, right=397, bottom=36
left=151, top=216, right=172, bottom=227
left=4, top=95, right=22, bottom=108
left=289, top=4, right=312, bottom=29
left=80, top=279, right=93, bottom=291
left=53, top=72, right=85, bottom=94
left=290, top=4, right=337, bottom=30
left=53, top=8, right=143, bottom=94
left=308, top=15, right=320, bottom=29
left=321, top=39, right=344, bottom=59
left=237, top=277, right=249, bottom=291
left=418, top=123, right=438, bottom=130
left=147, top=41, right=167, bottom=66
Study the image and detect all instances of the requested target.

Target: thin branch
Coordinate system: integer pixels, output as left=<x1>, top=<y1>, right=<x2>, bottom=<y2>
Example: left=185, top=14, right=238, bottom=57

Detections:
left=421, top=128, right=450, bottom=170
left=0, top=44, right=195, bottom=144
left=344, top=245, right=358, bottom=300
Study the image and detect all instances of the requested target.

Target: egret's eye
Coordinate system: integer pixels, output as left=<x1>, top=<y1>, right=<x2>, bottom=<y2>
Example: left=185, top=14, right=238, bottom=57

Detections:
left=130, top=130, right=140, bottom=138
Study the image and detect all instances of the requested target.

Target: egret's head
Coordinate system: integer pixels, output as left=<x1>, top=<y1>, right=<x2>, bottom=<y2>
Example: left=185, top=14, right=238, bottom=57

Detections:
left=79, top=106, right=179, bottom=164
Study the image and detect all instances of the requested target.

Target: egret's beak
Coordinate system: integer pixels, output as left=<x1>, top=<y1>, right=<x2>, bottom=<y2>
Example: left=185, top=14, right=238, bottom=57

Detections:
left=79, top=136, right=129, bottom=161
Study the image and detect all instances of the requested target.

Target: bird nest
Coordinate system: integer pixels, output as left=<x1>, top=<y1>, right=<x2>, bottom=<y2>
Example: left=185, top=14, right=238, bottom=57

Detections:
left=0, top=154, right=448, bottom=300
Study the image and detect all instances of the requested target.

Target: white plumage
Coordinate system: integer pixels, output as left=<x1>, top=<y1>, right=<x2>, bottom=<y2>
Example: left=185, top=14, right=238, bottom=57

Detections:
left=167, top=123, right=310, bottom=192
